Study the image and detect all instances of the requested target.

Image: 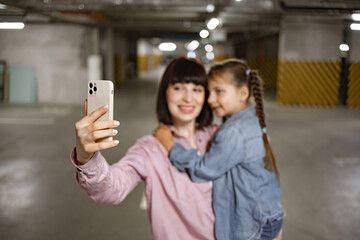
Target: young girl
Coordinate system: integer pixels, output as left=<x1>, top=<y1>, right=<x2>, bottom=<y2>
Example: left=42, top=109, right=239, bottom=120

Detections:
left=154, top=58, right=284, bottom=240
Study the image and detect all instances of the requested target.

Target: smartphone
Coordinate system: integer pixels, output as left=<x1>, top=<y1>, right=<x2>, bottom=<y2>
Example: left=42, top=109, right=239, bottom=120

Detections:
left=87, top=80, right=114, bottom=142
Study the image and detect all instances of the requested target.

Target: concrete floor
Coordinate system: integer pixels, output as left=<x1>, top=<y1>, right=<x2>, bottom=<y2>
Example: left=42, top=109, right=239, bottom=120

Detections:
left=0, top=72, right=360, bottom=240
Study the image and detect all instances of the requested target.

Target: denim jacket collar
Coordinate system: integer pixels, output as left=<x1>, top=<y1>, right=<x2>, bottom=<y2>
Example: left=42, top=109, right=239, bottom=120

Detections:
left=223, top=106, right=256, bottom=127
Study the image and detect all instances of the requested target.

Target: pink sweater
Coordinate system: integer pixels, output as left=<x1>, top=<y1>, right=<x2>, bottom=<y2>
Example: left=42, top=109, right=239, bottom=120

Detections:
left=71, top=124, right=219, bottom=240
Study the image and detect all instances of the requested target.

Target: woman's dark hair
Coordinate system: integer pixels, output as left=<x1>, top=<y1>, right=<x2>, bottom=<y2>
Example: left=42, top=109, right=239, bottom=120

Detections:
left=156, top=57, right=213, bottom=128
left=208, top=58, right=279, bottom=178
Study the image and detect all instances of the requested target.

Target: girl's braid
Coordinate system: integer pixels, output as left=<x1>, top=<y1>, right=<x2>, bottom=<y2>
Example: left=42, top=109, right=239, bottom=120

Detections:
left=248, top=70, right=280, bottom=178
left=249, top=71, right=266, bottom=129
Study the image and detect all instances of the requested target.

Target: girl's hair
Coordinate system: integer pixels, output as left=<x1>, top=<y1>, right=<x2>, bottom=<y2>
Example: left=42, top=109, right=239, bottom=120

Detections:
left=208, top=58, right=279, bottom=178
left=156, top=57, right=213, bottom=128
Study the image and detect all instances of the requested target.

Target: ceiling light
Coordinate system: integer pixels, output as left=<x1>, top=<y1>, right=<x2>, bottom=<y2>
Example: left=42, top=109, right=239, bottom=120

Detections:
left=0, top=22, right=25, bottom=29
left=186, top=40, right=199, bottom=51
left=187, top=52, right=196, bottom=58
left=206, top=4, right=215, bottom=13
left=0, top=4, right=7, bottom=9
left=199, top=29, right=209, bottom=38
left=352, top=13, right=360, bottom=21
left=350, top=23, right=360, bottom=30
left=205, top=44, right=213, bottom=52
left=235, top=0, right=243, bottom=2
left=158, top=42, right=176, bottom=52
left=206, top=52, right=215, bottom=60
left=339, top=44, right=349, bottom=52
left=207, top=18, right=220, bottom=30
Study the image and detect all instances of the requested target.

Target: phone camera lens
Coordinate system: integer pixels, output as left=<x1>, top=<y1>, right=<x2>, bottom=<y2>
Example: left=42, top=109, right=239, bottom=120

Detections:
left=89, top=89, right=93, bottom=95
left=89, top=83, right=93, bottom=88
left=93, top=86, right=97, bottom=92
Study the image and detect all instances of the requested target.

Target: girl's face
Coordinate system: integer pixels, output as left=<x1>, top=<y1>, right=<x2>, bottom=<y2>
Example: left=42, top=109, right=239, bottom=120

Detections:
left=207, top=72, right=249, bottom=118
left=166, top=82, right=205, bottom=125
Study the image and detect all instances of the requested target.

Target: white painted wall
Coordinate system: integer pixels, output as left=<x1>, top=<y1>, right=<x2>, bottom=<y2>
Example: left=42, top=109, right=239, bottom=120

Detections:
left=279, top=18, right=343, bottom=61
left=0, top=24, right=88, bottom=104
left=350, top=30, right=360, bottom=62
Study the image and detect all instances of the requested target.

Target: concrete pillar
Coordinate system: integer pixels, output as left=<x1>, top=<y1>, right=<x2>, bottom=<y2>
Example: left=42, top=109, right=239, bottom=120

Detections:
left=347, top=26, right=360, bottom=107
left=137, top=39, right=149, bottom=73
left=105, top=27, right=114, bottom=81
left=277, top=16, right=343, bottom=106
left=114, top=32, right=127, bottom=86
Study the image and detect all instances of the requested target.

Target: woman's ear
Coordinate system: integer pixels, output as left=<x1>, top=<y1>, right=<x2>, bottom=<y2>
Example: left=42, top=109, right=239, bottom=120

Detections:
left=238, top=86, right=249, bottom=102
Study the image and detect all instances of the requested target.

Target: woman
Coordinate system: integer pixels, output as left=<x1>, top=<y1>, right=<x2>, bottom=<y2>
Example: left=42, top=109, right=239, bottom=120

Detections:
left=71, top=57, right=218, bottom=240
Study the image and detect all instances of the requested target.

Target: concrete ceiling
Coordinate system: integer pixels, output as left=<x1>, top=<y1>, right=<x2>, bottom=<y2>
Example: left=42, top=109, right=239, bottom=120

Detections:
left=0, top=0, right=359, bottom=36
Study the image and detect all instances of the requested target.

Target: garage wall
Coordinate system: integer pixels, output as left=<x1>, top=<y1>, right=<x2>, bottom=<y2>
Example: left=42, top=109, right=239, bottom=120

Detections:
left=0, top=24, right=88, bottom=104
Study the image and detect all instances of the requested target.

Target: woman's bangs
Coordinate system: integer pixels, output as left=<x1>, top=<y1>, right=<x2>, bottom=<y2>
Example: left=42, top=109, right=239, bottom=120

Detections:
left=170, top=69, right=207, bottom=87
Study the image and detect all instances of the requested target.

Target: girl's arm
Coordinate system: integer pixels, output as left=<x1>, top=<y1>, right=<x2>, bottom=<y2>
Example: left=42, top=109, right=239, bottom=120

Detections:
left=169, top=127, right=244, bottom=181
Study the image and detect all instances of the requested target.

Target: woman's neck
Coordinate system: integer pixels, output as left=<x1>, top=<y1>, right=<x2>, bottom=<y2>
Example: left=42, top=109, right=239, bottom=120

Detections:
left=173, top=121, right=197, bottom=148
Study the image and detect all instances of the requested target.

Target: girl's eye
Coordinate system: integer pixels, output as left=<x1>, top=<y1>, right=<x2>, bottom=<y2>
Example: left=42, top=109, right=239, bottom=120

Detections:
left=216, top=89, right=223, bottom=94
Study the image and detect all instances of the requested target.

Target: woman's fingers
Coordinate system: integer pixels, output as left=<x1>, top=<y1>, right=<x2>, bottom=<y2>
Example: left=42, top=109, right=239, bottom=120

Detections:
left=83, top=99, right=88, bottom=117
left=77, top=104, right=109, bottom=128
left=84, top=140, right=119, bottom=153
left=90, top=120, right=120, bottom=132
left=87, top=128, right=118, bottom=142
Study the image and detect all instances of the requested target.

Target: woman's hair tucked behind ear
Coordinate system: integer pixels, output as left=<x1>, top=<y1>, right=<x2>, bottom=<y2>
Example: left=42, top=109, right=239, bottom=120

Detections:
left=209, top=58, right=279, bottom=178
left=248, top=70, right=279, bottom=178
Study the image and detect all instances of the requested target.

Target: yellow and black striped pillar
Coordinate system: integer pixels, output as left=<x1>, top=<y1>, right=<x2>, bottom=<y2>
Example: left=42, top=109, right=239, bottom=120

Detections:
left=277, top=60, right=341, bottom=107
left=347, top=62, right=360, bottom=108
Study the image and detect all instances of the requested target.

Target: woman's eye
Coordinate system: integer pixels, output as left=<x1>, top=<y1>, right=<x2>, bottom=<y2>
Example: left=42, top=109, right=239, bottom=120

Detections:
left=173, top=85, right=182, bottom=91
left=194, top=88, right=203, bottom=93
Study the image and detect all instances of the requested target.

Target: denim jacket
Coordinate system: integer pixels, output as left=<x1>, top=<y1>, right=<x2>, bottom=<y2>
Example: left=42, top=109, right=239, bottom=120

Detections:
left=170, top=106, right=284, bottom=240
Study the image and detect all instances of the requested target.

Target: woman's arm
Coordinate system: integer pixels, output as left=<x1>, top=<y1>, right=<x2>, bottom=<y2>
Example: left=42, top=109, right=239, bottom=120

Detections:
left=72, top=101, right=147, bottom=204
left=71, top=139, right=148, bottom=204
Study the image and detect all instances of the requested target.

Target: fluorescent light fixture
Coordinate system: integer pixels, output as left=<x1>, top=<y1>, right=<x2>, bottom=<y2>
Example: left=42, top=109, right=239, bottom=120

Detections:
left=0, top=22, right=25, bottom=29
left=339, top=44, right=349, bottom=52
left=206, top=4, right=215, bottom=13
left=0, top=4, right=7, bottom=9
left=206, top=52, right=215, bottom=60
left=351, top=13, right=360, bottom=21
left=186, top=40, right=199, bottom=51
left=187, top=51, right=196, bottom=58
left=235, top=0, right=243, bottom=2
left=158, top=42, right=176, bottom=52
left=207, top=18, right=220, bottom=30
left=199, top=29, right=209, bottom=38
left=205, top=44, right=213, bottom=52
left=350, top=23, right=360, bottom=30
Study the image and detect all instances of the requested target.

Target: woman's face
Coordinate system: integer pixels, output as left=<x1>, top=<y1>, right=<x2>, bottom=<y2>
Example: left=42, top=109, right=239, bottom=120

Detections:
left=166, top=82, right=205, bottom=126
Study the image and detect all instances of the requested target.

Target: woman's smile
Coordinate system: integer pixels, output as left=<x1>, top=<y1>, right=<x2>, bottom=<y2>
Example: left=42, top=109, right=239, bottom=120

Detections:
left=179, top=104, right=195, bottom=114
left=166, top=82, right=205, bottom=125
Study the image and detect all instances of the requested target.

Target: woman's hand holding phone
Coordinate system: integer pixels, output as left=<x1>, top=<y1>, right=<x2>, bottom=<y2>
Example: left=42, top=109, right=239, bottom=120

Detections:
left=74, top=100, right=120, bottom=165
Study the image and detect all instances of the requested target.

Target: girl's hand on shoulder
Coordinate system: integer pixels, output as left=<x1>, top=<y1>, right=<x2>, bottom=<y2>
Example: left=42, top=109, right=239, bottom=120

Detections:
left=74, top=100, right=120, bottom=165
left=153, top=124, right=174, bottom=152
